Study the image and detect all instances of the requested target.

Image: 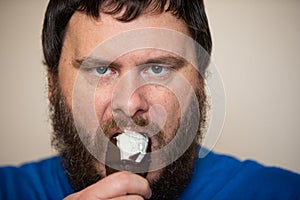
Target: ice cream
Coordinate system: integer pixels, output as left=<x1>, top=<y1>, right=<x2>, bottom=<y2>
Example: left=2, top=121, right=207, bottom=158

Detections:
left=115, top=130, right=149, bottom=163
left=105, top=130, right=150, bottom=177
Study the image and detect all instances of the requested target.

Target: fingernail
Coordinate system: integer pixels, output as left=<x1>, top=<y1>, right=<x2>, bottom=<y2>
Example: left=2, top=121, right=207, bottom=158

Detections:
left=146, top=189, right=152, bottom=199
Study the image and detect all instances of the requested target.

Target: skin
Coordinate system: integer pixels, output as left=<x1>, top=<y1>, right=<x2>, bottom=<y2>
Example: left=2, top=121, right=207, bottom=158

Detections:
left=55, top=11, right=199, bottom=200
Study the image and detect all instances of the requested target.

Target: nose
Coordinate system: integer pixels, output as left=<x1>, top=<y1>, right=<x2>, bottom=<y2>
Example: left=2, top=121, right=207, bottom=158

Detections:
left=111, top=73, right=149, bottom=118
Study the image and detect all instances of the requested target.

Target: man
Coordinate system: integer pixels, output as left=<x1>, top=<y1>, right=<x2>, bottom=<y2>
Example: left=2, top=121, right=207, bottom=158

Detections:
left=1, top=0, right=300, bottom=199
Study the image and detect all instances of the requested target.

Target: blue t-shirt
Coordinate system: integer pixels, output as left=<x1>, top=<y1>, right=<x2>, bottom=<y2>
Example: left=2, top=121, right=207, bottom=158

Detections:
left=1, top=150, right=300, bottom=200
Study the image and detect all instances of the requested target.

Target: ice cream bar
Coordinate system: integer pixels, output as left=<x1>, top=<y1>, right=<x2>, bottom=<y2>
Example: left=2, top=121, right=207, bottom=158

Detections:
left=105, top=130, right=150, bottom=177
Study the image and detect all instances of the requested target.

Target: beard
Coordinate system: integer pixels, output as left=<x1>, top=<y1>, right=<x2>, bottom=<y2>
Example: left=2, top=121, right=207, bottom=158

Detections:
left=50, top=76, right=207, bottom=200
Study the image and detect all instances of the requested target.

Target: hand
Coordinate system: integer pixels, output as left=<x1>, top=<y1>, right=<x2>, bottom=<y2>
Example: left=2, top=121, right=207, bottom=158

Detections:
left=64, top=171, right=152, bottom=200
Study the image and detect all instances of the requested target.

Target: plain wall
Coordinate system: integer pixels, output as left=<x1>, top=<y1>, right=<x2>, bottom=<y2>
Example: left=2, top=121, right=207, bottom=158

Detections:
left=0, top=1, right=299, bottom=173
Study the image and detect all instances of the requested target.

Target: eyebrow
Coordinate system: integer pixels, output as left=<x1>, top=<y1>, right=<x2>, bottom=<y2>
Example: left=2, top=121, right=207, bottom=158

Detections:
left=140, top=56, right=187, bottom=68
left=72, top=55, right=188, bottom=69
left=72, top=57, right=112, bottom=69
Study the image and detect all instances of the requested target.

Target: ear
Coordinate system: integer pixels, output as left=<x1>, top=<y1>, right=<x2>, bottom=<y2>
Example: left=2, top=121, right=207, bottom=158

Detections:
left=47, top=69, right=55, bottom=105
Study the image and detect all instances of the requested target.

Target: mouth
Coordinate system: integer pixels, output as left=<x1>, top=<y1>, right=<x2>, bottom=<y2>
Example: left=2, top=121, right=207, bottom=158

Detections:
left=109, top=129, right=151, bottom=139
left=109, top=128, right=153, bottom=148
left=111, top=129, right=151, bottom=158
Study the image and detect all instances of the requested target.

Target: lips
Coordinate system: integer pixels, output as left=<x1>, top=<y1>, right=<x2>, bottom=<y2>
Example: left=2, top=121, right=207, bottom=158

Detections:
left=109, top=129, right=151, bottom=139
left=107, top=128, right=123, bottom=140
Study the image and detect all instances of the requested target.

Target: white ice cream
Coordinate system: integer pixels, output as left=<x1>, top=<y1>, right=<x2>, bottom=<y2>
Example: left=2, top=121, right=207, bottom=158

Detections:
left=116, top=130, right=149, bottom=163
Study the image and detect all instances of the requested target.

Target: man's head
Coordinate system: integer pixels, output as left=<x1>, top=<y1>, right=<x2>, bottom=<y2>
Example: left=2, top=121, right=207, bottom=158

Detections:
left=42, top=0, right=212, bottom=199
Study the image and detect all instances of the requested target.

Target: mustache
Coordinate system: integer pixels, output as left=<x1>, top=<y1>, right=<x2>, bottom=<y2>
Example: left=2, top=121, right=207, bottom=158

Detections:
left=99, top=116, right=162, bottom=138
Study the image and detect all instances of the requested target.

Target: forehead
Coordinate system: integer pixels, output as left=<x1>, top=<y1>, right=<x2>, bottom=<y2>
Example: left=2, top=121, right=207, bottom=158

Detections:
left=64, top=11, right=190, bottom=60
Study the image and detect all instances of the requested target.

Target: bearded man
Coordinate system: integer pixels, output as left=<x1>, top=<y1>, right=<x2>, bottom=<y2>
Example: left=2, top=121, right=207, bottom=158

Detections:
left=0, top=0, right=300, bottom=200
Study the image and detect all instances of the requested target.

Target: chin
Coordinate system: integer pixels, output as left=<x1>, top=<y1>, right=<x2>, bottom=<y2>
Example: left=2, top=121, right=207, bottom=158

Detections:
left=146, top=169, right=164, bottom=183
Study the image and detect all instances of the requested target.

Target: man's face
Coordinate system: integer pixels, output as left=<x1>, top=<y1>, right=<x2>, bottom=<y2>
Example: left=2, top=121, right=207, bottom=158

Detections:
left=53, top=10, right=204, bottom=197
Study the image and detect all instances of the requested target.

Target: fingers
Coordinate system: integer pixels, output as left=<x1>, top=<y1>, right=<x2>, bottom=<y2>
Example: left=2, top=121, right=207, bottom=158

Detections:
left=96, top=171, right=152, bottom=199
left=109, top=195, right=144, bottom=200
left=64, top=171, right=152, bottom=200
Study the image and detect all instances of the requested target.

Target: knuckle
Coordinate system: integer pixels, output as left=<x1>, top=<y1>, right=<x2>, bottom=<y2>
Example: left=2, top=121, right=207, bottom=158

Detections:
left=139, top=178, right=150, bottom=190
left=115, top=171, right=131, bottom=182
left=111, top=172, right=131, bottom=189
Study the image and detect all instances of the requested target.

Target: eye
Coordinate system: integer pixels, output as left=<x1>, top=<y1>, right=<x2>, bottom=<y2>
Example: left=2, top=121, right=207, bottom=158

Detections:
left=150, top=65, right=163, bottom=74
left=95, top=66, right=111, bottom=75
left=147, top=65, right=170, bottom=76
left=141, top=64, right=174, bottom=82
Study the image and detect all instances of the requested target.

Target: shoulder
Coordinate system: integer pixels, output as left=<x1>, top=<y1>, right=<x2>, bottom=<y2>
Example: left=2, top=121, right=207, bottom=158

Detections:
left=0, top=156, right=73, bottom=200
left=180, top=148, right=300, bottom=200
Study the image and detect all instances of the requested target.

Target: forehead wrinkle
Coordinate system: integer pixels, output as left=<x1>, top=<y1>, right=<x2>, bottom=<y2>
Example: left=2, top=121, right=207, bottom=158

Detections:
left=74, top=49, right=189, bottom=71
left=63, top=11, right=191, bottom=71
left=112, top=51, right=188, bottom=69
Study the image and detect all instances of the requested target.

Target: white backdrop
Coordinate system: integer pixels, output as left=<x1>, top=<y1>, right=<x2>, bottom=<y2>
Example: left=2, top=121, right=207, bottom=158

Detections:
left=0, top=0, right=299, bottom=173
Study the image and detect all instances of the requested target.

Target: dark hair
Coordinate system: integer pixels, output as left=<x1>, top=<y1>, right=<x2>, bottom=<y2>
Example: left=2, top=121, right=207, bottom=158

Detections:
left=42, top=0, right=212, bottom=73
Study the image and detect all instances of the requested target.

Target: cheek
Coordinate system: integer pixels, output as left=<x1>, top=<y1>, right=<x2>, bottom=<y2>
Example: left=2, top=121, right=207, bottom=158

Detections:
left=94, top=87, right=113, bottom=122
left=148, top=87, right=181, bottom=135
left=58, top=65, right=77, bottom=108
